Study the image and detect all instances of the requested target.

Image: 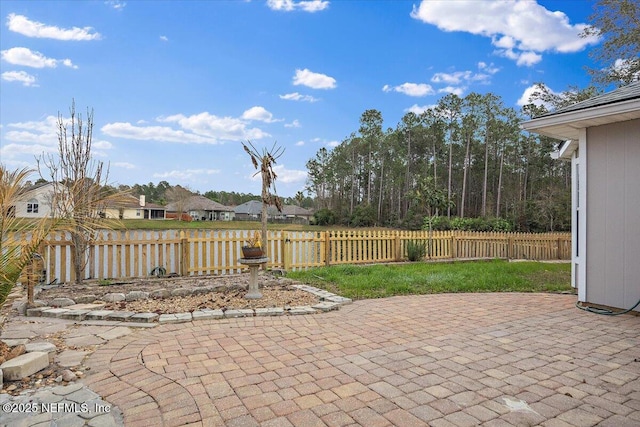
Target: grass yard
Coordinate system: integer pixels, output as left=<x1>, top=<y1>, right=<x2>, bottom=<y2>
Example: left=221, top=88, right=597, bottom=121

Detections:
left=286, top=259, right=572, bottom=300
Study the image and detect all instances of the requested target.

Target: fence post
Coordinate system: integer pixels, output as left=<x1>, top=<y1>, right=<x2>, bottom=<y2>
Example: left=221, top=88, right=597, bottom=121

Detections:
left=507, top=235, right=514, bottom=260
left=394, top=234, right=402, bottom=261
left=557, top=237, right=562, bottom=260
left=324, top=231, right=331, bottom=266
left=180, top=233, right=189, bottom=276
left=451, top=235, right=456, bottom=259
left=282, top=232, right=291, bottom=271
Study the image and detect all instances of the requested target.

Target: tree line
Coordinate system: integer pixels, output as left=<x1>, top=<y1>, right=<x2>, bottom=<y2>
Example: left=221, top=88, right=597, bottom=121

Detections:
left=306, top=91, right=575, bottom=232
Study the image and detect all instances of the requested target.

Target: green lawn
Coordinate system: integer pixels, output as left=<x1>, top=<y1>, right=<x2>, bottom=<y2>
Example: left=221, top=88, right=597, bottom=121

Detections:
left=286, top=260, right=572, bottom=300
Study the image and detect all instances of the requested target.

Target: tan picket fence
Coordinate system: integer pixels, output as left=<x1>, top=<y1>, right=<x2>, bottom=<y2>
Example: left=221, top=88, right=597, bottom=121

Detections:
left=13, top=229, right=571, bottom=284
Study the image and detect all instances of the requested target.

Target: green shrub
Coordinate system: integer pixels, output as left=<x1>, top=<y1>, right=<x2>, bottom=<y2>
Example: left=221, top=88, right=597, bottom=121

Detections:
left=405, top=240, right=426, bottom=261
left=350, top=204, right=376, bottom=227
left=314, top=208, right=337, bottom=226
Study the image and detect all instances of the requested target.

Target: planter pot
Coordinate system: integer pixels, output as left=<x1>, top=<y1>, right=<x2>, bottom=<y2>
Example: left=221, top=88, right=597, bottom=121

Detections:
left=242, top=246, right=264, bottom=259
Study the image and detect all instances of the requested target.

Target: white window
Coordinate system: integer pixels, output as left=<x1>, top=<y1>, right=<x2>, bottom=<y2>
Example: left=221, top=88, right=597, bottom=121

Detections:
left=27, top=198, right=39, bottom=214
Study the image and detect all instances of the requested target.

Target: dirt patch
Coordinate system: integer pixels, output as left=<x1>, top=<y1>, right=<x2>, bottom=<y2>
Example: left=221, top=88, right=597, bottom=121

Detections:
left=34, top=272, right=319, bottom=313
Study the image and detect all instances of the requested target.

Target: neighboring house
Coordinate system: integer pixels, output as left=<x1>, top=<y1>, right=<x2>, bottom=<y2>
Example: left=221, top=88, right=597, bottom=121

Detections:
left=279, top=205, right=314, bottom=223
left=166, top=194, right=234, bottom=221
left=13, top=182, right=55, bottom=218
left=102, top=195, right=166, bottom=220
left=522, top=81, right=640, bottom=312
left=234, top=200, right=279, bottom=220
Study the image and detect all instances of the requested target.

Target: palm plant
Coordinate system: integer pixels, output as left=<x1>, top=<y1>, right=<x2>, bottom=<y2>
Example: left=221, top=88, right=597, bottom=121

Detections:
left=0, top=167, right=64, bottom=305
left=242, top=141, right=284, bottom=258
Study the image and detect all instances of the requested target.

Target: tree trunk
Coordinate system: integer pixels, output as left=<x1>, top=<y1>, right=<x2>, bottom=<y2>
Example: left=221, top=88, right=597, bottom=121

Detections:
left=447, top=141, right=453, bottom=218
left=460, top=135, right=471, bottom=218
left=496, top=148, right=504, bottom=217
left=482, top=133, right=490, bottom=217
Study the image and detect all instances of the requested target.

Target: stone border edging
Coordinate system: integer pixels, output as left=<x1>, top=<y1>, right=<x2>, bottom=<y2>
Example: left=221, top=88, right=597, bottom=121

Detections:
left=21, top=285, right=352, bottom=325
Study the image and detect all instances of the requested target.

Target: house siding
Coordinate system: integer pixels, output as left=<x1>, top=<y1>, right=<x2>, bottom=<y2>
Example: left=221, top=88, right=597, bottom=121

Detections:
left=586, top=119, right=640, bottom=311
left=14, top=185, right=54, bottom=218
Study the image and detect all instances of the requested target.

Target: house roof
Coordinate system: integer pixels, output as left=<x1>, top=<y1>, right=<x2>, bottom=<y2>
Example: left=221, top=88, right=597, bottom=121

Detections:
left=521, top=81, right=640, bottom=141
left=281, top=205, right=313, bottom=216
left=234, top=200, right=279, bottom=215
left=166, top=194, right=233, bottom=212
left=116, top=195, right=165, bottom=210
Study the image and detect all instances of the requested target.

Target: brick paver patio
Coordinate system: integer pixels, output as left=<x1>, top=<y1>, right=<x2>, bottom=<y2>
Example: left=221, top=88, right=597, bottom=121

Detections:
left=83, top=293, right=640, bottom=426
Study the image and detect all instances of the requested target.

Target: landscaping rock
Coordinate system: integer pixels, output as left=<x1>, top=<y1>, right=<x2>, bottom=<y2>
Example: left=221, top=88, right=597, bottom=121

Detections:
left=51, top=297, right=76, bottom=307
left=191, top=286, right=212, bottom=295
left=125, top=291, right=149, bottom=301
left=62, top=369, right=77, bottom=382
left=102, top=293, right=125, bottom=302
left=75, top=295, right=98, bottom=304
left=26, top=306, right=51, bottom=317
left=150, top=289, right=170, bottom=299
left=170, top=288, right=191, bottom=297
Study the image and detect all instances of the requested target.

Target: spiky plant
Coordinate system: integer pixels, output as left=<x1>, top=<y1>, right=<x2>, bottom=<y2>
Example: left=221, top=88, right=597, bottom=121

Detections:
left=0, top=167, right=63, bottom=305
left=242, top=141, right=284, bottom=259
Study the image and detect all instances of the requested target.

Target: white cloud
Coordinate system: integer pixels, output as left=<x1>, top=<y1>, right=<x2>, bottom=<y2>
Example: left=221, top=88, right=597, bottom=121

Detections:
left=285, top=119, right=301, bottom=128
left=478, top=62, right=500, bottom=74
left=159, top=35, right=169, bottom=42
left=405, top=104, right=437, bottom=115
left=267, top=0, right=329, bottom=13
left=1, top=115, right=113, bottom=160
left=1, top=70, right=38, bottom=86
left=1, top=47, right=77, bottom=69
left=6, top=13, right=101, bottom=40
left=293, top=68, right=336, bottom=89
left=517, top=84, right=559, bottom=107
left=438, top=86, right=465, bottom=96
left=327, top=140, right=340, bottom=148
left=279, top=92, right=319, bottom=102
left=105, top=1, right=126, bottom=10
left=103, top=111, right=270, bottom=144
left=153, top=169, right=221, bottom=180
left=410, top=0, right=599, bottom=66
left=113, top=162, right=136, bottom=169
left=431, top=71, right=472, bottom=85
left=295, top=140, right=305, bottom=146
left=516, top=51, right=543, bottom=67
left=241, top=106, right=281, bottom=123
left=383, top=82, right=434, bottom=97
left=251, top=164, right=306, bottom=184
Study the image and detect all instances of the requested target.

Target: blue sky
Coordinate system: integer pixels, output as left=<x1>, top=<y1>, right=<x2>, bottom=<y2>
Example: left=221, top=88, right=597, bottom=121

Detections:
left=1, top=0, right=599, bottom=197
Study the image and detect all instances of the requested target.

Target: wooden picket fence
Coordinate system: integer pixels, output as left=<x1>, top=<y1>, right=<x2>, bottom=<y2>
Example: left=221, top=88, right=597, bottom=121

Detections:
left=12, top=229, right=571, bottom=284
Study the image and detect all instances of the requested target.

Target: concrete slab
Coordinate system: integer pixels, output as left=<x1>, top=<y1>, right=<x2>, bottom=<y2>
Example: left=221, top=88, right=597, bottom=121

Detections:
left=255, top=307, right=285, bottom=316
left=130, top=312, right=159, bottom=323
left=106, top=311, right=136, bottom=321
left=64, top=303, right=106, bottom=311
left=0, top=351, right=49, bottom=381
left=25, top=341, right=57, bottom=362
left=65, top=334, right=106, bottom=347
left=56, top=350, right=90, bottom=368
left=85, top=310, right=115, bottom=320
left=224, top=309, right=254, bottom=318
left=96, top=327, right=132, bottom=341
left=192, top=309, right=224, bottom=320
left=41, top=308, right=70, bottom=318
left=60, top=309, right=91, bottom=321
